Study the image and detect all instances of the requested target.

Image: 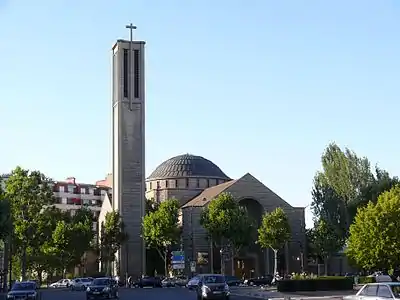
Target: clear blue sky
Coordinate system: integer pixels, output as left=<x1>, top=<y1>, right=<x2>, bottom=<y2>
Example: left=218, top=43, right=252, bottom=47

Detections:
left=1, top=1, right=399, bottom=228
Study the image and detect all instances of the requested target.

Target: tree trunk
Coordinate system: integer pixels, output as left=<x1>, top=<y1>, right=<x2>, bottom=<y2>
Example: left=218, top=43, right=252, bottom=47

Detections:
left=3, top=239, right=9, bottom=292
left=273, top=249, right=278, bottom=276
left=21, top=247, right=27, bottom=281
left=164, top=251, right=168, bottom=277
left=324, top=256, right=329, bottom=276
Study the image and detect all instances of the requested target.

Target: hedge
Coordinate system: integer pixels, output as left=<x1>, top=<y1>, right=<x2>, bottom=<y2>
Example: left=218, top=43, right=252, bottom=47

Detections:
left=277, top=277, right=354, bottom=292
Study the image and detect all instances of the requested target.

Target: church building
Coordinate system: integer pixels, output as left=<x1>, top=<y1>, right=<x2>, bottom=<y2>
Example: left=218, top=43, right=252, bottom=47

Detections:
left=99, top=153, right=307, bottom=278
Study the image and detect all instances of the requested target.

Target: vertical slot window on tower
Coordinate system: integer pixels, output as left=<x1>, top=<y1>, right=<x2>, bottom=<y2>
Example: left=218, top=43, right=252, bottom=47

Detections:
left=123, top=49, right=129, bottom=98
left=134, top=50, right=140, bottom=98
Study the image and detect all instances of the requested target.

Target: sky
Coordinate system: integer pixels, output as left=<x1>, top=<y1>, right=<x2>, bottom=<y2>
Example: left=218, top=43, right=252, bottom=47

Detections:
left=1, top=0, right=399, bottom=228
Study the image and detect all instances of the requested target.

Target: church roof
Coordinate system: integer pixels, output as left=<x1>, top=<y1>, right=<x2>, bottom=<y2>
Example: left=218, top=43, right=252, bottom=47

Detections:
left=181, top=179, right=237, bottom=208
left=147, top=154, right=230, bottom=180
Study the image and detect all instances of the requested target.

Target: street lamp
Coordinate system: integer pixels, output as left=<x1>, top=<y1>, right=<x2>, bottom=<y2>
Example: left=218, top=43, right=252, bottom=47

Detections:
left=219, top=249, right=224, bottom=275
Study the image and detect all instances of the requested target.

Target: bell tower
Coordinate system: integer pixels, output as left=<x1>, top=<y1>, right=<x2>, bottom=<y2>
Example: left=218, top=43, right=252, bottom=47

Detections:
left=111, top=24, right=146, bottom=277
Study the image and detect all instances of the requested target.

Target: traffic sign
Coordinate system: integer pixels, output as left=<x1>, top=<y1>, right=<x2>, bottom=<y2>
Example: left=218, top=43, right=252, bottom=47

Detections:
left=171, top=251, right=185, bottom=263
left=172, top=263, right=185, bottom=270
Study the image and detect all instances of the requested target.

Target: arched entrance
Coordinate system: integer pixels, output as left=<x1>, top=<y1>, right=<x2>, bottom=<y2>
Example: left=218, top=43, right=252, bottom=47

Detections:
left=234, top=198, right=264, bottom=278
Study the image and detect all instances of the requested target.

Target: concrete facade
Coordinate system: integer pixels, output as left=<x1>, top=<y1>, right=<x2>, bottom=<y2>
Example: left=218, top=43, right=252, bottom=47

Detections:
left=112, top=39, right=146, bottom=277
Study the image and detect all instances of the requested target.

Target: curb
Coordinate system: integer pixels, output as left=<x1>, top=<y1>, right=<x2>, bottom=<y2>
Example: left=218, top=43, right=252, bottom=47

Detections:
left=230, top=293, right=344, bottom=300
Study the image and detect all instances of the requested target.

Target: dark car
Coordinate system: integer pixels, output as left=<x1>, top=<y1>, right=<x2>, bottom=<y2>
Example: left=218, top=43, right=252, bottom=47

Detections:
left=7, top=281, right=39, bottom=300
left=135, top=276, right=162, bottom=288
left=195, top=274, right=230, bottom=300
left=86, top=277, right=118, bottom=300
left=224, top=276, right=241, bottom=286
left=244, top=275, right=273, bottom=286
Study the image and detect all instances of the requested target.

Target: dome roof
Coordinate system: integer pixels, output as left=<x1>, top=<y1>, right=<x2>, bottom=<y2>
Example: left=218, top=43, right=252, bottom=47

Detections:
left=147, top=154, right=230, bottom=180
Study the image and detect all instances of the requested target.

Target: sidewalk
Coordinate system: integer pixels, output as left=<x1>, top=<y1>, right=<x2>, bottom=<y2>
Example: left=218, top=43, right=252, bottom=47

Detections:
left=230, top=287, right=355, bottom=300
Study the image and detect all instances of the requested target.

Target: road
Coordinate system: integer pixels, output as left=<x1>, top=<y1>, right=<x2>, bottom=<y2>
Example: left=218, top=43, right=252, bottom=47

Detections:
left=39, top=287, right=255, bottom=300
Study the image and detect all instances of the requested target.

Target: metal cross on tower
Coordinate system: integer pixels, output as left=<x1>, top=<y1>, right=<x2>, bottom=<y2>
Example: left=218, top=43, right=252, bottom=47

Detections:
left=125, top=23, right=137, bottom=42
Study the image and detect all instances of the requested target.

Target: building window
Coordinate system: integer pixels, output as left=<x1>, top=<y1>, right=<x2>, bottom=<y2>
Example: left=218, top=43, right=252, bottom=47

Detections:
left=196, top=179, right=200, bottom=188
left=186, top=178, right=189, bottom=188
left=149, top=182, right=152, bottom=190
left=80, top=187, right=86, bottom=194
left=175, top=180, right=178, bottom=188
left=157, top=181, right=160, bottom=189
left=61, top=197, right=67, bottom=204
left=68, top=185, right=74, bottom=193
left=83, top=199, right=90, bottom=205
left=206, top=179, right=210, bottom=188
left=165, top=180, right=169, bottom=188
left=134, top=50, right=140, bottom=98
left=59, top=185, right=65, bottom=193
left=123, top=49, right=129, bottom=98
left=89, top=188, right=94, bottom=195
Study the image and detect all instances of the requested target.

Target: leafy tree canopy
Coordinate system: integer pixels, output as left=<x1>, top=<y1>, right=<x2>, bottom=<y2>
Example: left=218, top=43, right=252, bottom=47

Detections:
left=142, top=198, right=180, bottom=250
left=257, top=207, right=291, bottom=252
left=100, top=210, right=127, bottom=275
left=346, top=186, right=400, bottom=270
left=200, top=193, right=254, bottom=251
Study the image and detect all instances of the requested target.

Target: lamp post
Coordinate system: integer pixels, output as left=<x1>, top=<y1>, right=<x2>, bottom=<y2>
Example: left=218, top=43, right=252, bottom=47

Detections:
left=220, top=249, right=224, bottom=275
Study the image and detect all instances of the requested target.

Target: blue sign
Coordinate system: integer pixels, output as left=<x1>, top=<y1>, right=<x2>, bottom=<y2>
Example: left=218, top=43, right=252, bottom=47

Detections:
left=171, top=255, right=184, bottom=261
left=171, top=251, right=185, bottom=264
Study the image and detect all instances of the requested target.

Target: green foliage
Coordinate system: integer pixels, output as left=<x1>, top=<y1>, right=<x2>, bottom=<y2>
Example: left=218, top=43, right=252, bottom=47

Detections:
left=257, top=207, right=291, bottom=252
left=5, top=167, right=55, bottom=279
left=142, top=198, right=180, bottom=274
left=305, top=228, right=322, bottom=262
left=312, top=219, right=343, bottom=264
left=257, top=207, right=291, bottom=275
left=100, top=211, right=127, bottom=275
left=346, top=186, right=400, bottom=270
left=43, top=208, right=94, bottom=273
left=200, top=193, right=254, bottom=253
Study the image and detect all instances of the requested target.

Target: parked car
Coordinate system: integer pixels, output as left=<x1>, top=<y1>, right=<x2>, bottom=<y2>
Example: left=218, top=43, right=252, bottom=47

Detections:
left=71, top=278, right=93, bottom=291
left=224, top=276, right=241, bottom=286
left=7, top=281, right=39, bottom=300
left=161, top=277, right=175, bottom=288
left=344, top=282, right=400, bottom=300
left=49, top=279, right=71, bottom=288
left=175, top=276, right=188, bottom=287
left=244, top=275, right=273, bottom=286
left=86, top=277, right=118, bottom=300
left=187, top=275, right=201, bottom=290
left=135, top=276, right=162, bottom=288
left=195, top=274, right=230, bottom=300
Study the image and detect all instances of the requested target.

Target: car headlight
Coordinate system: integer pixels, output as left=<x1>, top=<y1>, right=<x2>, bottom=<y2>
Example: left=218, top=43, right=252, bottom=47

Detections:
left=86, top=287, right=91, bottom=292
left=202, top=285, right=210, bottom=295
left=103, top=287, right=110, bottom=292
left=7, top=295, right=13, bottom=299
left=224, top=283, right=229, bottom=291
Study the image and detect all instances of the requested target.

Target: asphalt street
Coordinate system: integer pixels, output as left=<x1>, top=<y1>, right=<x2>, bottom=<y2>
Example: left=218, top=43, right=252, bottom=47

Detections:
left=38, top=288, right=255, bottom=300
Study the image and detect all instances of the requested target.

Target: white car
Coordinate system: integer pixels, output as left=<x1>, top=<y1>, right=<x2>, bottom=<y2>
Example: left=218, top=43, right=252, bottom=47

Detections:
left=344, top=282, right=400, bottom=300
left=49, top=279, right=71, bottom=288
left=187, top=276, right=200, bottom=290
left=70, top=278, right=92, bottom=291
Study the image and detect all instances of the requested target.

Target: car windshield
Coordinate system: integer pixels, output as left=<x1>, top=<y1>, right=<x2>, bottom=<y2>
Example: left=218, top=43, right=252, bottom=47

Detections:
left=81, top=278, right=91, bottom=282
left=391, top=286, right=400, bottom=297
left=203, top=276, right=225, bottom=284
left=12, top=283, right=35, bottom=291
left=93, top=279, right=110, bottom=285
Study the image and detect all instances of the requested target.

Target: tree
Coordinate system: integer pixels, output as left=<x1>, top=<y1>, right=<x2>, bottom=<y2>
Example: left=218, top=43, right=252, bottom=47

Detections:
left=346, top=186, right=400, bottom=270
left=5, top=167, right=55, bottom=280
left=305, top=228, right=321, bottom=263
left=42, top=207, right=93, bottom=274
left=257, top=207, right=291, bottom=275
left=312, top=219, right=343, bottom=275
left=142, top=199, right=180, bottom=276
left=200, top=193, right=254, bottom=274
left=100, top=211, right=127, bottom=276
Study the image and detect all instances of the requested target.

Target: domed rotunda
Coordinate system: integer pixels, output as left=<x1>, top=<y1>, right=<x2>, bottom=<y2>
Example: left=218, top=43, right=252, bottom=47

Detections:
left=146, top=154, right=231, bottom=206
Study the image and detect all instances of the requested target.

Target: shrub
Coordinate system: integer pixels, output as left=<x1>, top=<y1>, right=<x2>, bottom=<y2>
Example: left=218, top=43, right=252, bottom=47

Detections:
left=358, top=276, right=375, bottom=284
left=277, top=276, right=354, bottom=292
